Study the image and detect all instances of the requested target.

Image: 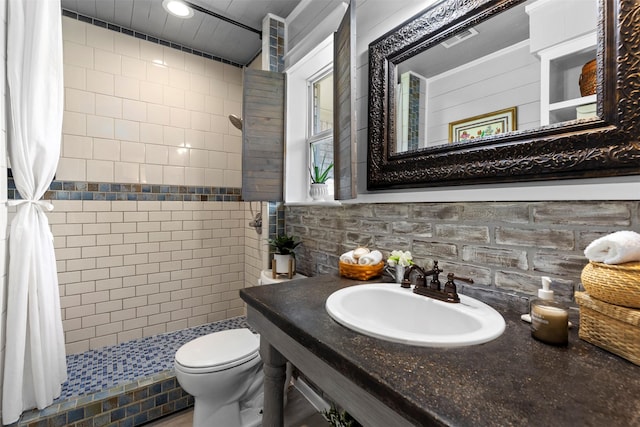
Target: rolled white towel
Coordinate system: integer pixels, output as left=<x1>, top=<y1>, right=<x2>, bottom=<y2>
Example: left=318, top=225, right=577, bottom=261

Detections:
left=358, top=250, right=383, bottom=265
left=584, top=230, right=640, bottom=264
left=340, top=250, right=357, bottom=264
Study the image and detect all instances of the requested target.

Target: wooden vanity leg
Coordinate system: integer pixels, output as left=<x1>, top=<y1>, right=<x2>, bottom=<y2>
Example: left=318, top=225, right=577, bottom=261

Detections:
left=260, top=338, right=287, bottom=427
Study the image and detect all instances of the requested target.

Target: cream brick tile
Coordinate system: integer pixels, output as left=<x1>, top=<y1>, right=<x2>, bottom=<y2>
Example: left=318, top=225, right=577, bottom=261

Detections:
left=205, top=95, right=224, bottom=116
left=150, top=252, right=172, bottom=264
left=188, top=149, right=209, bottom=168
left=223, top=63, right=242, bottom=85
left=122, top=56, right=146, bottom=80
left=63, top=318, right=82, bottom=332
left=87, top=116, right=114, bottom=139
left=149, top=211, right=172, bottom=221
left=66, top=327, right=96, bottom=343
left=147, top=62, right=169, bottom=85
left=160, top=300, right=181, bottom=313
left=56, top=157, right=86, bottom=181
left=114, top=32, right=140, bottom=58
left=66, top=304, right=96, bottom=319
left=97, top=233, right=123, bottom=245
left=148, top=272, right=171, bottom=284
left=62, top=17, right=85, bottom=43
left=144, top=323, right=168, bottom=339
left=190, top=111, right=210, bottom=132
left=140, top=122, right=164, bottom=143
left=96, top=321, right=123, bottom=336
left=224, top=134, right=242, bottom=153
left=67, top=258, right=96, bottom=272
left=160, top=241, right=181, bottom=253
left=172, top=231, right=192, bottom=241
left=96, top=256, right=123, bottom=269
left=182, top=297, right=203, bottom=309
left=183, top=130, right=205, bottom=151
left=169, top=68, right=190, bottom=91
left=140, top=164, right=163, bottom=185
left=184, top=54, right=205, bottom=75
left=185, top=91, right=205, bottom=113
left=109, top=287, right=136, bottom=303
left=60, top=294, right=81, bottom=309
left=64, top=64, right=86, bottom=90
left=123, top=99, right=147, bottom=122
left=204, top=168, right=224, bottom=186
left=123, top=296, right=148, bottom=309
left=63, top=111, right=87, bottom=136
left=58, top=271, right=81, bottom=285
left=122, top=316, right=148, bottom=331
left=109, top=265, right=136, bottom=278
left=193, top=248, right=212, bottom=259
left=96, top=94, right=122, bottom=119
left=87, top=70, right=114, bottom=96
left=134, top=264, right=158, bottom=276
left=52, top=224, right=83, bottom=237
left=111, top=201, right=137, bottom=212
left=118, top=329, right=142, bottom=342
left=163, top=126, right=184, bottom=146
left=115, top=120, right=144, bottom=145
left=136, top=242, right=160, bottom=254
left=139, top=81, right=163, bottom=104
left=171, top=289, right=191, bottom=301
left=136, top=201, right=161, bottom=211
left=123, top=254, right=148, bottom=266
left=94, top=50, right=121, bottom=75
left=163, top=166, right=184, bottom=185
left=115, top=162, right=140, bottom=182
left=82, top=313, right=110, bottom=328
left=163, top=86, right=184, bottom=108
left=110, top=244, right=135, bottom=256
left=95, top=300, right=122, bottom=314
left=124, top=233, right=148, bottom=245
left=63, top=135, right=93, bottom=159
left=136, top=283, right=160, bottom=297
left=227, top=84, right=242, bottom=102
left=139, top=40, right=163, bottom=62
left=188, top=315, right=208, bottom=328
left=170, top=269, right=190, bottom=281
left=115, top=75, right=140, bottom=100
left=224, top=170, right=242, bottom=187
left=90, top=335, right=117, bottom=350
left=82, top=246, right=110, bottom=259
left=228, top=152, right=241, bottom=170
left=159, top=260, right=181, bottom=272
left=83, top=223, right=111, bottom=235
left=81, top=268, right=109, bottom=282
left=87, top=25, right=114, bottom=51
left=64, top=41, right=93, bottom=69
left=111, top=223, right=137, bottom=235
left=162, top=46, right=184, bottom=68
left=111, top=308, right=136, bottom=322
left=227, top=307, right=246, bottom=318
left=136, top=222, right=160, bottom=233
left=149, top=292, right=171, bottom=305
left=66, top=340, right=90, bottom=355
left=145, top=144, right=168, bottom=165
left=168, top=147, right=189, bottom=166
left=96, top=212, right=123, bottom=223
left=124, top=211, right=148, bottom=222
left=66, top=88, right=95, bottom=114
left=93, top=138, right=120, bottom=161
left=170, top=309, right=191, bottom=322
left=169, top=107, right=189, bottom=128
left=184, top=167, right=205, bottom=186
left=83, top=201, right=112, bottom=212
left=136, top=304, right=159, bottom=317
left=123, top=275, right=147, bottom=288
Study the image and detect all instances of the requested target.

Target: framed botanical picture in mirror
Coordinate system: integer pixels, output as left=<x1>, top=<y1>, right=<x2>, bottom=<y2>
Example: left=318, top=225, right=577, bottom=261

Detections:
left=449, top=107, right=517, bottom=143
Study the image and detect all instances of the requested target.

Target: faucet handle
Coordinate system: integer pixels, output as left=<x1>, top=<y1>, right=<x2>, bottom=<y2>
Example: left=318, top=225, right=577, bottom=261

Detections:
left=443, top=273, right=461, bottom=303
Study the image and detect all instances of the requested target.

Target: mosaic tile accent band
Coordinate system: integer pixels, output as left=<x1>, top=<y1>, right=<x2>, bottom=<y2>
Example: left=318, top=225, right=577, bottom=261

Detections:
left=61, top=9, right=243, bottom=68
left=7, top=176, right=242, bottom=202
left=268, top=17, right=285, bottom=72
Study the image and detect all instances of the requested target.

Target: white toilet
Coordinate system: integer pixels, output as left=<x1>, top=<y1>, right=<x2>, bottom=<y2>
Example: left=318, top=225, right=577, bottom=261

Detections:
left=174, top=270, right=306, bottom=427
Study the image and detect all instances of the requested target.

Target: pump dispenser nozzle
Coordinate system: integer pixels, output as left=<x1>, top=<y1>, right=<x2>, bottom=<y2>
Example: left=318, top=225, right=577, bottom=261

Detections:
left=538, top=276, right=554, bottom=300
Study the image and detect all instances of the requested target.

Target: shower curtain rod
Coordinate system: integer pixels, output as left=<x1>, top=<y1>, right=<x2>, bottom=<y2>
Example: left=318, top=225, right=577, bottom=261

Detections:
left=184, top=0, right=262, bottom=39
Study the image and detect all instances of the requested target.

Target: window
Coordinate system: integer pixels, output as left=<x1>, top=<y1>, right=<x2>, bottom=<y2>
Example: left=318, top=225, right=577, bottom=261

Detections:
left=308, top=71, right=334, bottom=195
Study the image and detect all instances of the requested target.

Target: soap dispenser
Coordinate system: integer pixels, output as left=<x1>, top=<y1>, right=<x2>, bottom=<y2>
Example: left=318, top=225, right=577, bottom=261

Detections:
left=530, top=276, right=569, bottom=346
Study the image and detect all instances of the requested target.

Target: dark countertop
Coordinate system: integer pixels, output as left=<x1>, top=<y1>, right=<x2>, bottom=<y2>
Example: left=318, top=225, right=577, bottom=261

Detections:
left=240, top=275, right=640, bottom=427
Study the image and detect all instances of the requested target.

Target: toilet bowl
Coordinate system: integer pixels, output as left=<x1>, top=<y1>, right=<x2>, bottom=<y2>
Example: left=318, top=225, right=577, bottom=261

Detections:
left=174, top=329, right=264, bottom=427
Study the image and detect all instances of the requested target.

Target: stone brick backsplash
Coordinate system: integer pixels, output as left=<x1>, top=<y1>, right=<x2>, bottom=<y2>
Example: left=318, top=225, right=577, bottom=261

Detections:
left=286, top=201, right=640, bottom=312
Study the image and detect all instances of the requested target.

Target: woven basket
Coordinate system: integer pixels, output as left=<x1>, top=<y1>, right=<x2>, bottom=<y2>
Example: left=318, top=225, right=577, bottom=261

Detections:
left=580, top=261, right=640, bottom=308
left=339, top=261, right=384, bottom=280
left=579, top=59, right=597, bottom=96
left=575, top=291, right=640, bottom=366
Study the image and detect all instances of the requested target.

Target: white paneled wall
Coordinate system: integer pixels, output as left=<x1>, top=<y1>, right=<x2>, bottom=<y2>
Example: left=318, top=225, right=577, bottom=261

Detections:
left=59, top=16, right=243, bottom=188
left=51, top=200, right=247, bottom=354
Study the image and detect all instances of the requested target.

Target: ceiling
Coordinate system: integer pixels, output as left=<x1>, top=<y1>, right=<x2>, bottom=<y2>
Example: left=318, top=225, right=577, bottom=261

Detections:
left=60, top=0, right=303, bottom=66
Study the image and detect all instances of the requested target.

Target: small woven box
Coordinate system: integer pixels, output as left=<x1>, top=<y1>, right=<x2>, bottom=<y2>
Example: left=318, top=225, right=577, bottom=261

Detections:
left=580, top=261, right=640, bottom=308
left=575, top=291, right=640, bottom=366
left=339, top=261, right=384, bottom=281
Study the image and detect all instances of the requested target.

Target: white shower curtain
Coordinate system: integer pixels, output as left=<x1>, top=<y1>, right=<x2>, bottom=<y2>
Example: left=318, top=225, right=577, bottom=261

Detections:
left=3, top=0, right=67, bottom=423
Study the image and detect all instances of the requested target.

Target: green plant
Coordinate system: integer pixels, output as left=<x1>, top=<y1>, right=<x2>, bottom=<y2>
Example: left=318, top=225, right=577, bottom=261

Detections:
left=268, top=234, right=302, bottom=255
left=309, top=145, right=334, bottom=184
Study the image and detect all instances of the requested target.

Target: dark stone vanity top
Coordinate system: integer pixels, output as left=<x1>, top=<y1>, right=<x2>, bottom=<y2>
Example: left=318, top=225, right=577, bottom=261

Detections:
left=240, top=275, right=640, bottom=427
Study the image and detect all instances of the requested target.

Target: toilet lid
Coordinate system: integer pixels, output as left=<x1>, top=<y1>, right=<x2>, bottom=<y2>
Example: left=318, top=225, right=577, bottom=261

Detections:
left=175, top=329, right=259, bottom=372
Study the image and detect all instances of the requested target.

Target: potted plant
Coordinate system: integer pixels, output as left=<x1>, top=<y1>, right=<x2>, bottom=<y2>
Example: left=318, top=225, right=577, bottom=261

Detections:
left=309, top=145, right=333, bottom=201
left=268, top=234, right=302, bottom=276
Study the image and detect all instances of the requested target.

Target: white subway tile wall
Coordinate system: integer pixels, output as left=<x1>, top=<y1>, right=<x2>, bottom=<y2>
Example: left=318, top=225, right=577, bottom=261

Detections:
left=60, top=16, right=243, bottom=188
left=0, top=0, right=7, bottom=419
left=51, top=200, right=248, bottom=354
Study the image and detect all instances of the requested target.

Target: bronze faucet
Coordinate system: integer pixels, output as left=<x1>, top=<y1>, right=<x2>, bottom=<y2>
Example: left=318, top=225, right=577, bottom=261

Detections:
left=401, top=260, right=474, bottom=303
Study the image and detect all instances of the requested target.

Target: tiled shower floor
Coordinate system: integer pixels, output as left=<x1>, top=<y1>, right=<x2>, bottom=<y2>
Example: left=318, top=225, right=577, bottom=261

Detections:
left=58, top=316, right=250, bottom=402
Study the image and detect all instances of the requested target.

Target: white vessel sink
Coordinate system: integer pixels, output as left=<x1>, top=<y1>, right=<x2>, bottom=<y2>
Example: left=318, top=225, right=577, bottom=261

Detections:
left=325, top=283, right=506, bottom=348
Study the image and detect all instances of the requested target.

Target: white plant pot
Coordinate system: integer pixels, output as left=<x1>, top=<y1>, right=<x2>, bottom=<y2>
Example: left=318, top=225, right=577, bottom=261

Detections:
left=274, top=254, right=294, bottom=274
left=309, top=183, right=328, bottom=201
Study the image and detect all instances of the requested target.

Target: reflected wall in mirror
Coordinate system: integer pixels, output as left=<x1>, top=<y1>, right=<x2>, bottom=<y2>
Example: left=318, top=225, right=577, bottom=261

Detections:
left=394, top=0, right=598, bottom=153
left=367, top=0, right=640, bottom=189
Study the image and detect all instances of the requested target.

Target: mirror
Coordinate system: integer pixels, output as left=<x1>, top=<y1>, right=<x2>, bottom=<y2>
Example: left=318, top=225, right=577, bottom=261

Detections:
left=367, top=0, right=640, bottom=189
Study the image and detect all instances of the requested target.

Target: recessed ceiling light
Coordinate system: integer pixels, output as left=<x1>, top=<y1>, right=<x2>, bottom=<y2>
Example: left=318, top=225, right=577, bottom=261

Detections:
left=162, top=0, right=194, bottom=18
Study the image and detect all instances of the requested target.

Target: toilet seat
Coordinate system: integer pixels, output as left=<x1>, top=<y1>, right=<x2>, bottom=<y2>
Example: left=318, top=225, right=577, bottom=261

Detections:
left=175, top=329, right=260, bottom=374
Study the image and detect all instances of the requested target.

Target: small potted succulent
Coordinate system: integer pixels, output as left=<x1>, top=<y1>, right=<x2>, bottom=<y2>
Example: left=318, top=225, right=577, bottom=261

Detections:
left=309, top=145, right=334, bottom=201
left=268, top=234, right=302, bottom=275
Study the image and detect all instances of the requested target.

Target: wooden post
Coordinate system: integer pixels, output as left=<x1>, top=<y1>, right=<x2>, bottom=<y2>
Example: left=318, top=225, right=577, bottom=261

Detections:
left=260, top=338, right=287, bottom=427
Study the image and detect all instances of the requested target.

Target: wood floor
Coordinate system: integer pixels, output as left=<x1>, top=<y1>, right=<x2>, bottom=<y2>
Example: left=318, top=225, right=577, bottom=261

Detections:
left=145, top=384, right=328, bottom=427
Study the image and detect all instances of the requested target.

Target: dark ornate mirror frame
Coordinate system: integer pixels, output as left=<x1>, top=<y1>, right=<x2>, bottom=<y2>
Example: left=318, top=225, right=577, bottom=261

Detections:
left=367, top=0, right=640, bottom=190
